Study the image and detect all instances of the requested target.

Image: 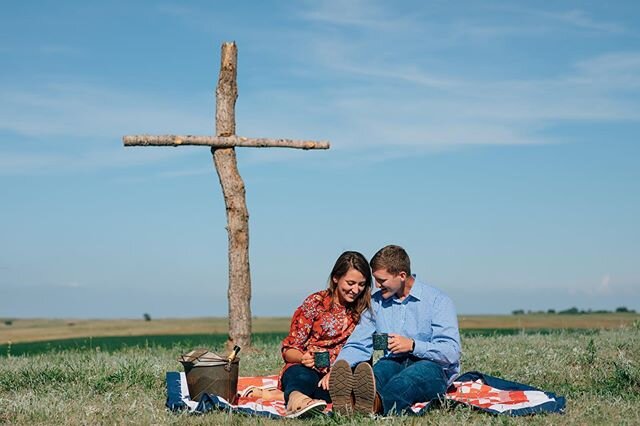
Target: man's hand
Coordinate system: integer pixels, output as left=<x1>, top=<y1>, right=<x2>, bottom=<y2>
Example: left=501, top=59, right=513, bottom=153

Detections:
left=318, top=372, right=330, bottom=390
left=388, top=334, right=414, bottom=354
left=300, top=351, right=315, bottom=368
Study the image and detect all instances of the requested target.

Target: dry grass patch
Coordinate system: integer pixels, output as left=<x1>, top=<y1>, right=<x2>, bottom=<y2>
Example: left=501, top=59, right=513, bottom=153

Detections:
left=3, top=314, right=638, bottom=344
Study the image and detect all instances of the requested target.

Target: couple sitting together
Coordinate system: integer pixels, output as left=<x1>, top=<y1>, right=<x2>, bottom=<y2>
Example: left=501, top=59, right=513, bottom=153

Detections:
left=278, top=244, right=461, bottom=418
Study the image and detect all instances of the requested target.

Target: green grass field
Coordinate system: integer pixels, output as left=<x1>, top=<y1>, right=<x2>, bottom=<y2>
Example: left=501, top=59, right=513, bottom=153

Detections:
left=1, top=323, right=639, bottom=425
left=3, top=314, right=637, bottom=345
left=0, top=329, right=602, bottom=358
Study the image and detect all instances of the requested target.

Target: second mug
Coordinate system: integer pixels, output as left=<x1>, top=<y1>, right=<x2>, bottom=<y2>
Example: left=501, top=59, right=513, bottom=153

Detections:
left=372, top=332, right=388, bottom=350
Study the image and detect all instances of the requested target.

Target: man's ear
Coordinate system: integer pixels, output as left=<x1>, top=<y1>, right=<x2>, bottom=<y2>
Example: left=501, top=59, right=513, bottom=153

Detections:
left=398, top=271, right=407, bottom=280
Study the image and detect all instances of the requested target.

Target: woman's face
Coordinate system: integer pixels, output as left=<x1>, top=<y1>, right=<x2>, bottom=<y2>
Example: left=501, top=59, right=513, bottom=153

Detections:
left=333, top=267, right=367, bottom=305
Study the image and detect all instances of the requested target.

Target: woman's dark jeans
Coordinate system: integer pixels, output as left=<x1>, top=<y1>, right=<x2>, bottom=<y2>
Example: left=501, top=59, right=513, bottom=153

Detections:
left=280, top=364, right=331, bottom=404
left=373, top=356, right=447, bottom=415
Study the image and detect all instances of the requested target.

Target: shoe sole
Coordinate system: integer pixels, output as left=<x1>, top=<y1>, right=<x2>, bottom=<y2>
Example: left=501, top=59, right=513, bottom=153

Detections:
left=286, top=401, right=327, bottom=418
left=353, top=362, right=376, bottom=414
left=329, top=359, right=353, bottom=415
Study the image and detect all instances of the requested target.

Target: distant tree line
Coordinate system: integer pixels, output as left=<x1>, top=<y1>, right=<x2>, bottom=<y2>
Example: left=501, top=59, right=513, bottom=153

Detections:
left=512, top=306, right=636, bottom=315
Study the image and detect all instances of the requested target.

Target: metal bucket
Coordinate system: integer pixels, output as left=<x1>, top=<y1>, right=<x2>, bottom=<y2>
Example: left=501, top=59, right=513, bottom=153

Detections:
left=182, top=359, right=240, bottom=403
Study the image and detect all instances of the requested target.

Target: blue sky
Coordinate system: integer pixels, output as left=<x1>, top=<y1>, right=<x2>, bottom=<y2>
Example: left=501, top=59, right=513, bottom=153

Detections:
left=1, top=1, right=639, bottom=318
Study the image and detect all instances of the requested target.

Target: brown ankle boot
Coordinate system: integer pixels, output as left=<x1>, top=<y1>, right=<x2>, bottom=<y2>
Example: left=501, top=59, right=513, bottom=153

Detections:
left=373, top=393, right=383, bottom=414
left=329, top=360, right=354, bottom=415
left=353, top=362, right=376, bottom=414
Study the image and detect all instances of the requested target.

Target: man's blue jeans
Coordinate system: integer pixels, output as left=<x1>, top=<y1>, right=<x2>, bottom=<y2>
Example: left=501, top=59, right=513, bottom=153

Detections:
left=373, top=356, right=447, bottom=415
left=280, top=364, right=330, bottom=404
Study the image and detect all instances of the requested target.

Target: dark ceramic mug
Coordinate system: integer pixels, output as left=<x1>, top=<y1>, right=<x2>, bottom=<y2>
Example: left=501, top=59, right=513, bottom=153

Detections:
left=372, top=332, right=389, bottom=350
left=314, top=351, right=330, bottom=368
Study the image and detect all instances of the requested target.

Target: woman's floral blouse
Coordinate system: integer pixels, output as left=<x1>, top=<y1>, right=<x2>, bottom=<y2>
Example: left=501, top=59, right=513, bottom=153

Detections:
left=279, top=290, right=357, bottom=385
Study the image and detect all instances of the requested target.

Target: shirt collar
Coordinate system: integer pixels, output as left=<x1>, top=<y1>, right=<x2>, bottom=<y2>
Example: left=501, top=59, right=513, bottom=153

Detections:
left=407, top=275, right=423, bottom=301
left=392, top=274, right=422, bottom=303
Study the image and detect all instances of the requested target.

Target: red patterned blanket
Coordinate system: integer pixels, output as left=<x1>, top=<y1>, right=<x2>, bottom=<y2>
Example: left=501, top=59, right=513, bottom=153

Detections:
left=167, top=371, right=565, bottom=417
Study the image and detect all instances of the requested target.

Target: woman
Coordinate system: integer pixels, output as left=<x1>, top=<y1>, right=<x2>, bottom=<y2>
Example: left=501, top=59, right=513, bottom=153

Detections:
left=279, top=251, right=372, bottom=418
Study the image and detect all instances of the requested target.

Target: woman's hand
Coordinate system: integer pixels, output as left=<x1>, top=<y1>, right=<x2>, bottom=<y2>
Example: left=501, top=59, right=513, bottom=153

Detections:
left=318, top=372, right=330, bottom=390
left=388, top=333, right=414, bottom=354
left=300, top=351, right=315, bottom=368
left=283, top=348, right=316, bottom=367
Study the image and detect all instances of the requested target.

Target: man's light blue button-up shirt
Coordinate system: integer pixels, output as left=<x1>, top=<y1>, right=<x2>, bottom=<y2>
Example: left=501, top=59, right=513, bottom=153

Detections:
left=336, top=276, right=461, bottom=383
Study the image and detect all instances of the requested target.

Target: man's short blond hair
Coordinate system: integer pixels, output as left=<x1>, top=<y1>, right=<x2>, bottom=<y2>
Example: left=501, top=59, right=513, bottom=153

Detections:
left=370, top=245, right=411, bottom=276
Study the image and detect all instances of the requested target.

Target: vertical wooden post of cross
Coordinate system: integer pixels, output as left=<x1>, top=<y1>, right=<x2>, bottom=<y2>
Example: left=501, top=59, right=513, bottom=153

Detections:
left=123, top=42, right=330, bottom=349
left=213, top=43, right=251, bottom=349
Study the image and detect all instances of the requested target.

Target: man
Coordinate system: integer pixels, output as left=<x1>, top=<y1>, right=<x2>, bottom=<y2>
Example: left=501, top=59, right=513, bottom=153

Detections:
left=328, top=245, right=461, bottom=416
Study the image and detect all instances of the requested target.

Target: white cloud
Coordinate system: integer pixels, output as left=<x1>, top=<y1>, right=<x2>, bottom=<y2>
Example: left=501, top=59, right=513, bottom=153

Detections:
left=0, top=81, right=218, bottom=175
left=599, top=274, right=612, bottom=294
left=0, top=145, right=204, bottom=176
left=448, top=21, right=547, bottom=40
left=476, top=5, right=628, bottom=36
left=0, top=152, right=69, bottom=173
left=298, top=0, right=417, bottom=31
left=571, top=274, right=640, bottom=297
left=301, top=48, right=640, bottom=150
left=1, top=3, right=638, bottom=176
left=573, top=52, right=640, bottom=89
left=0, top=82, right=212, bottom=138
left=541, top=9, right=625, bottom=34
left=2, top=45, right=639, bottom=177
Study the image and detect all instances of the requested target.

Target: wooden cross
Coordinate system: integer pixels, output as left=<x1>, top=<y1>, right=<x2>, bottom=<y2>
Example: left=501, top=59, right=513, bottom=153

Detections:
left=123, top=42, right=329, bottom=348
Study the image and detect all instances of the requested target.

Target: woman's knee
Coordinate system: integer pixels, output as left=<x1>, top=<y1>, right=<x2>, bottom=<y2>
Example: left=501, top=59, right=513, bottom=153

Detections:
left=281, top=365, right=321, bottom=390
left=282, top=364, right=317, bottom=380
left=281, top=365, right=322, bottom=403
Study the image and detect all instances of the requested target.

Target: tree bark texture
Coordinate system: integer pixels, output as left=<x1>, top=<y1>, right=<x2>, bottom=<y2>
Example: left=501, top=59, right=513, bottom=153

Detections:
left=123, top=135, right=329, bottom=149
left=212, top=42, right=252, bottom=349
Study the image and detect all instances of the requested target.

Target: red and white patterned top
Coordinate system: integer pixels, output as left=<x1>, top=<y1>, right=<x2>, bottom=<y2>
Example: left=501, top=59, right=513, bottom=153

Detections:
left=279, top=290, right=357, bottom=385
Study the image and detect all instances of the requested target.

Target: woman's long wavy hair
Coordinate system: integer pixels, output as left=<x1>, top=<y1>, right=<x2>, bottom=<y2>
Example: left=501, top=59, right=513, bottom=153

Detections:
left=327, top=251, right=372, bottom=324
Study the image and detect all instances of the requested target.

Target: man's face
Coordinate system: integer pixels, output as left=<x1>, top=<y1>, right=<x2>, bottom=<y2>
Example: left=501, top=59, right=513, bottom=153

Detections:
left=372, top=269, right=406, bottom=299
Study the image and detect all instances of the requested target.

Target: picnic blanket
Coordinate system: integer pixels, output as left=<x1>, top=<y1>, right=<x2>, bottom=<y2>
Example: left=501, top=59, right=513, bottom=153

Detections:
left=166, top=371, right=565, bottom=417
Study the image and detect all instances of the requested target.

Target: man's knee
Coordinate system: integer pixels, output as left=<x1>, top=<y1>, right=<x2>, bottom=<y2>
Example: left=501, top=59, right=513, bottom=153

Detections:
left=373, top=358, right=404, bottom=375
left=377, top=360, right=447, bottom=415
left=373, top=358, right=404, bottom=388
left=410, top=360, right=446, bottom=377
left=407, top=360, right=447, bottom=394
